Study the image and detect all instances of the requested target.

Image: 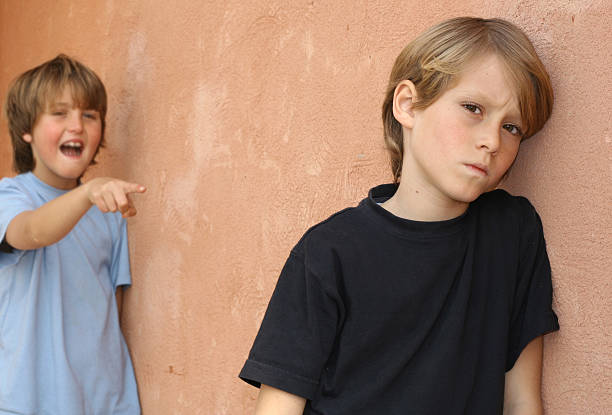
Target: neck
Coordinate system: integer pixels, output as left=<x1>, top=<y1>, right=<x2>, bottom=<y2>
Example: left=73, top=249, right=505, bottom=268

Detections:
left=31, top=170, right=78, bottom=190
left=380, top=180, right=469, bottom=222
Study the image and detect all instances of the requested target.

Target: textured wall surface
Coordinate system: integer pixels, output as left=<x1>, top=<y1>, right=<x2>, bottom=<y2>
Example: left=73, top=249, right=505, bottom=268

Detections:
left=1, top=1, right=610, bottom=413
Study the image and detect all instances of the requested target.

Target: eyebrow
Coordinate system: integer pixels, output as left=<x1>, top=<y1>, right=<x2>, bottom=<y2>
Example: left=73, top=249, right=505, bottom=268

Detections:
left=456, top=91, right=523, bottom=124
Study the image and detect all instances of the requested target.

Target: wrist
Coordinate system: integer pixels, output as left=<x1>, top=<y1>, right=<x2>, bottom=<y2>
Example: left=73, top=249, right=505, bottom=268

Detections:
left=78, top=179, right=96, bottom=207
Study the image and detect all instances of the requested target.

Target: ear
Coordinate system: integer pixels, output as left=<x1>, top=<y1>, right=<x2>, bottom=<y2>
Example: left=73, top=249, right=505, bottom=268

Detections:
left=22, top=133, right=33, bottom=143
left=392, top=80, right=418, bottom=129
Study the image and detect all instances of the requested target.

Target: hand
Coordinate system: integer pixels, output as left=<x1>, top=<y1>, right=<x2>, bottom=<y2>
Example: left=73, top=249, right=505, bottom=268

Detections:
left=84, top=177, right=146, bottom=218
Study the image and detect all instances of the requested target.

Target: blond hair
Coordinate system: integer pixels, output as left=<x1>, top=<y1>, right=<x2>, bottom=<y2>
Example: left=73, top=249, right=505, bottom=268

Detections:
left=4, top=54, right=107, bottom=173
left=381, top=17, right=554, bottom=183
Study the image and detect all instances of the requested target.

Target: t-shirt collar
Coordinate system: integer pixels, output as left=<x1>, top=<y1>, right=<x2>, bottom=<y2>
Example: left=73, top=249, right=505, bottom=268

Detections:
left=362, top=183, right=469, bottom=238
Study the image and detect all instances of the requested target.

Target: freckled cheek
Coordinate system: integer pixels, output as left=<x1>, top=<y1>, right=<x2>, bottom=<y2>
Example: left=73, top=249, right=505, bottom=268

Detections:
left=35, top=126, right=63, bottom=152
left=86, top=123, right=102, bottom=140
left=432, top=117, right=468, bottom=150
left=87, top=125, right=101, bottom=138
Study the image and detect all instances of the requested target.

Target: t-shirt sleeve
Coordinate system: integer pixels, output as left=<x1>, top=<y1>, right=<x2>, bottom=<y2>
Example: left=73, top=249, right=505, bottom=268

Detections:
left=0, top=179, right=32, bottom=268
left=506, top=198, right=559, bottom=371
left=110, top=216, right=132, bottom=290
left=239, top=246, right=343, bottom=400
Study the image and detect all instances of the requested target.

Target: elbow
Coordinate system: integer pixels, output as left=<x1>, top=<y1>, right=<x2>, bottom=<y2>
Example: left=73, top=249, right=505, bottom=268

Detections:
left=28, top=234, right=45, bottom=250
left=26, top=226, right=55, bottom=250
left=5, top=211, right=53, bottom=251
left=11, top=224, right=46, bottom=251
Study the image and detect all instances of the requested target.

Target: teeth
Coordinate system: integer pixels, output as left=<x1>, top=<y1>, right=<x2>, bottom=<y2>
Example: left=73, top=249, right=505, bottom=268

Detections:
left=63, top=142, right=82, bottom=148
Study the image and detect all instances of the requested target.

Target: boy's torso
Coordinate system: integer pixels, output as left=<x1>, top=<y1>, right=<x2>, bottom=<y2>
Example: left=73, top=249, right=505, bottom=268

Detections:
left=0, top=173, right=140, bottom=414
left=242, top=184, right=557, bottom=414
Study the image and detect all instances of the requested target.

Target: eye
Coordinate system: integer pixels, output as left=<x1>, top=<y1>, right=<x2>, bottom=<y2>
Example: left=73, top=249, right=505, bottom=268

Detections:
left=83, top=111, right=99, bottom=120
left=51, top=110, right=67, bottom=116
left=503, top=123, right=523, bottom=137
left=462, top=103, right=482, bottom=114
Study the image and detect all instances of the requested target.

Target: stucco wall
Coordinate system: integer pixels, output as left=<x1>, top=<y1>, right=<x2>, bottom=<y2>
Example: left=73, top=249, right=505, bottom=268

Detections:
left=1, top=1, right=610, bottom=414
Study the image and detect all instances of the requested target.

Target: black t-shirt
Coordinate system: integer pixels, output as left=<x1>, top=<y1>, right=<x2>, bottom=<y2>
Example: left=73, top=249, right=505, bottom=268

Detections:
left=240, top=184, right=559, bottom=414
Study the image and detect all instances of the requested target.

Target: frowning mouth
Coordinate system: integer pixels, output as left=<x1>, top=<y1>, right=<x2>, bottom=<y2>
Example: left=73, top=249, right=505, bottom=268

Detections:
left=465, top=163, right=488, bottom=176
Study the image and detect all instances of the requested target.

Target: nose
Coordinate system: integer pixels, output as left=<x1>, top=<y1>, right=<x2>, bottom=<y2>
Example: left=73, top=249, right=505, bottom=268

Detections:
left=476, top=122, right=501, bottom=154
left=67, top=111, right=84, bottom=133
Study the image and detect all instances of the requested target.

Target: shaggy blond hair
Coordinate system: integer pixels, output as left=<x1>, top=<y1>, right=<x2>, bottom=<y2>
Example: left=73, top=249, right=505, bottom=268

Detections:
left=381, top=17, right=554, bottom=183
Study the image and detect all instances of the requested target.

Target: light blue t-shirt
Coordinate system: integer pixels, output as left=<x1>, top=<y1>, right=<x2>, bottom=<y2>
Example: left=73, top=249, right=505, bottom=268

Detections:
left=0, top=173, right=140, bottom=415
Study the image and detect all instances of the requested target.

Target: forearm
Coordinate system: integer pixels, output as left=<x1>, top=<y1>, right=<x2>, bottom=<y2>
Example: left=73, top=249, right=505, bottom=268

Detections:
left=5, top=177, right=145, bottom=251
left=503, top=401, right=543, bottom=415
left=6, top=184, right=92, bottom=250
left=504, top=337, right=544, bottom=415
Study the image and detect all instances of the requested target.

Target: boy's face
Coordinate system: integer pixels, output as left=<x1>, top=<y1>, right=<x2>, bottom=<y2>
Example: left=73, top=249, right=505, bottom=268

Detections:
left=401, top=54, right=523, bottom=206
left=22, top=87, right=102, bottom=189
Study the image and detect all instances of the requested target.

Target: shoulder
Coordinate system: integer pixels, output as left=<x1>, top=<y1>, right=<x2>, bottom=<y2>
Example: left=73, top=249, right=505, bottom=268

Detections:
left=276, top=205, right=366, bottom=294
left=0, top=174, right=38, bottom=211
left=473, top=189, right=539, bottom=223
left=472, top=189, right=545, bottom=249
left=0, top=173, right=59, bottom=206
left=0, top=173, right=30, bottom=194
left=292, top=204, right=366, bottom=257
left=474, top=188, right=533, bottom=210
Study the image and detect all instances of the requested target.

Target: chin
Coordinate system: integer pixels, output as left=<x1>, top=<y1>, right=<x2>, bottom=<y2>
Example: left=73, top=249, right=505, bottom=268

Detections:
left=448, top=188, right=486, bottom=204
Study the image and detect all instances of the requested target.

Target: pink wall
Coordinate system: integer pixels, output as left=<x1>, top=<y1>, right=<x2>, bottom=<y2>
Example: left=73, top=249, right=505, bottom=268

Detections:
left=1, top=1, right=610, bottom=413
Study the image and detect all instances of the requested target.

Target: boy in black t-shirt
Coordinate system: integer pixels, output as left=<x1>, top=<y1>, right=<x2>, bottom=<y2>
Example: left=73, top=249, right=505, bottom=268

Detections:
left=240, top=17, right=559, bottom=414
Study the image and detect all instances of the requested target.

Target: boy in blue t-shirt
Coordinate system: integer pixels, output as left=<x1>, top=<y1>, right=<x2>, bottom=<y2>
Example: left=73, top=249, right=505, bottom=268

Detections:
left=240, top=17, right=559, bottom=414
left=0, top=55, right=144, bottom=414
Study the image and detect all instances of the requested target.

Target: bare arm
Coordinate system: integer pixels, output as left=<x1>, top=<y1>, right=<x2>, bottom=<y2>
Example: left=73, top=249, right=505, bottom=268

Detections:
left=254, top=384, right=306, bottom=415
left=5, top=177, right=145, bottom=250
left=116, top=286, right=124, bottom=319
left=504, top=336, right=544, bottom=415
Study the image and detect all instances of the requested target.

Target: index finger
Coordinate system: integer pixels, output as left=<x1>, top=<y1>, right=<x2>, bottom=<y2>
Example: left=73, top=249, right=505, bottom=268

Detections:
left=121, top=182, right=147, bottom=195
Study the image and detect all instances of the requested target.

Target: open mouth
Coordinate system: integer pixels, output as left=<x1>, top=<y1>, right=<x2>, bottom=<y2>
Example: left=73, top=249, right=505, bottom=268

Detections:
left=60, top=141, right=83, bottom=157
